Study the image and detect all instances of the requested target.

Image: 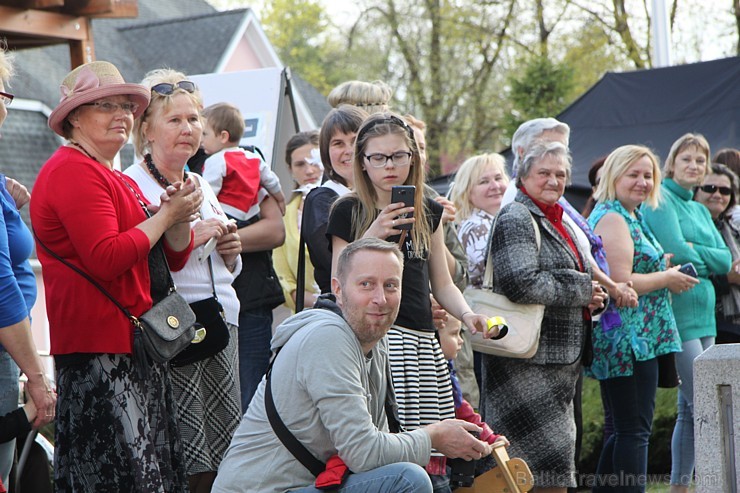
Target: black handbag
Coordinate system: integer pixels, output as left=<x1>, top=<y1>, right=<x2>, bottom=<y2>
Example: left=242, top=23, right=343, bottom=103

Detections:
left=34, top=175, right=196, bottom=375
left=35, top=235, right=196, bottom=369
left=171, top=257, right=230, bottom=366
left=657, top=352, right=681, bottom=388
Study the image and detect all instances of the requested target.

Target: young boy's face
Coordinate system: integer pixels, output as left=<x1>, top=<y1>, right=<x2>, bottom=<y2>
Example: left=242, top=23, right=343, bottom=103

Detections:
left=201, top=119, right=226, bottom=155
left=439, top=322, right=464, bottom=361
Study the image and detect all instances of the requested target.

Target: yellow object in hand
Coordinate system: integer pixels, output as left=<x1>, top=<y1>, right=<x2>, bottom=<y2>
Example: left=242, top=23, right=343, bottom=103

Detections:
left=487, top=316, right=507, bottom=333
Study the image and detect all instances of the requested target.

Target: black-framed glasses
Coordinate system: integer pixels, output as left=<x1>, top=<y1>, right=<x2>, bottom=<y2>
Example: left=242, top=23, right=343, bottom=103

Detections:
left=699, top=184, right=732, bottom=196
left=151, top=80, right=197, bottom=96
left=0, top=91, right=13, bottom=106
left=363, top=151, right=412, bottom=168
left=82, top=101, right=140, bottom=114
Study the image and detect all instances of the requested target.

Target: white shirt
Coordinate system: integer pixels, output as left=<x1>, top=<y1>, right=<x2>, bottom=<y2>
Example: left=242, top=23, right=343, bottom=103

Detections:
left=124, top=165, right=242, bottom=325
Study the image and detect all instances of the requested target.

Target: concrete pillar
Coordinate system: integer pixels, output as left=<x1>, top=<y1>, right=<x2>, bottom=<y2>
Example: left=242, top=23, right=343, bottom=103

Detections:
left=694, top=344, right=739, bottom=493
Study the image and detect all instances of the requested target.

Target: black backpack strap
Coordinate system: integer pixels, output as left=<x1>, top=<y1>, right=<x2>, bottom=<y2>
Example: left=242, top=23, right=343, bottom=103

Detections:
left=264, top=351, right=326, bottom=477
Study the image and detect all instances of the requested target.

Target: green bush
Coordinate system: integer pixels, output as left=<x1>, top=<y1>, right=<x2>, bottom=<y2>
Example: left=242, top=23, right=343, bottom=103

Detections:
left=579, top=378, right=677, bottom=476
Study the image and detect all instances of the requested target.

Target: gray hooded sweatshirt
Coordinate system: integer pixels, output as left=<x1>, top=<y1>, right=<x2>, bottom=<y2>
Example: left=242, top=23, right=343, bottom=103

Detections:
left=213, top=307, right=431, bottom=493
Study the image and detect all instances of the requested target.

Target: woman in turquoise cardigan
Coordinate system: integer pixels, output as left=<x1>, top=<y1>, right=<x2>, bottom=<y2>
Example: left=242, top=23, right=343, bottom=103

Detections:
left=643, top=133, right=732, bottom=493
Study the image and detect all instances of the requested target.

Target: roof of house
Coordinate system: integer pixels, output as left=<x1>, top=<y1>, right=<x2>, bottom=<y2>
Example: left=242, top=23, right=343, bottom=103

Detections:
left=1, top=0, right=331, bottom=207
left=291, top=72, right=331, bottom=129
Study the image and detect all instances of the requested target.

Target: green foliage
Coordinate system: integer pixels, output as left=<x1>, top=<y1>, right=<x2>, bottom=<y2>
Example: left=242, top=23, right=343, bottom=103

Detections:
left=259, top=0, right=352, bottom=95
left=562, top=23, right=633, bottom=99
left=502, top=55, right=575, bottom=142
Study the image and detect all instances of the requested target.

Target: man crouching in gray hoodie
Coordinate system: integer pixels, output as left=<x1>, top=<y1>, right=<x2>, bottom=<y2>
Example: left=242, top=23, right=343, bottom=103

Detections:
left=213, top=237, right=492, bottom=493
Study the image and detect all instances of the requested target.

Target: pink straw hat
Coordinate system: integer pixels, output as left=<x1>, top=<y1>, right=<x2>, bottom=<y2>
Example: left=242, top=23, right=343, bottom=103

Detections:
left=48, top=61, right=150, bottom=136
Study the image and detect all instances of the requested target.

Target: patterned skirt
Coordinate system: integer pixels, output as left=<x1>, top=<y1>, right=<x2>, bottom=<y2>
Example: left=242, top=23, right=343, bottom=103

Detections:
left=387, top=326, right=455, bottom=432
left=169, top=323, right=241, bottom=475
left=481, top=354, right=581, bottom=488
left=54, top=354, right=187, bottom=493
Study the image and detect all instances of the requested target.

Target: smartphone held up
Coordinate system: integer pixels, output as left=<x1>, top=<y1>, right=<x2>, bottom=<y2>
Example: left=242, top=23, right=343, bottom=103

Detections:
left=391, top=185, right=415, bottom=231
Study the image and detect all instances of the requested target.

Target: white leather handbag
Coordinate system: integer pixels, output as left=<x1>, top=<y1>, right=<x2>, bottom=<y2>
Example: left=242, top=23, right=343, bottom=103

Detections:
left=463, top=212, right=545, bottom=358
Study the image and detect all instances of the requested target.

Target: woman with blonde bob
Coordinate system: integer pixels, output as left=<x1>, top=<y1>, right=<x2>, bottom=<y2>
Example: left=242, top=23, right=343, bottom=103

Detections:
left=127, top=68, right=243, bottom=493
left=326, top=113, right=493, bottom=487
left=643, top=134, right=732, bottom=492
left=450, top=153, right=509, bottom=288
left=588, top=145, right=692, bottom=492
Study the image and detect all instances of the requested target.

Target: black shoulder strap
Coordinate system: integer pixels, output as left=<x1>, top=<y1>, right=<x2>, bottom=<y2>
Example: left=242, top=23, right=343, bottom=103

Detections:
left=34, top=232, right=135, bottom=320
left=265, top=337, right=404, bottom=476
left=264, top=353, right=326, bottom=476
left=295, top=222, right=306, bottom=313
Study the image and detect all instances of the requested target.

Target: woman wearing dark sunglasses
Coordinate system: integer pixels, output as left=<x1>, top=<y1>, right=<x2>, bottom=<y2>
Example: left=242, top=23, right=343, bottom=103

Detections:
left=128, top=68, right=243, bottom=493
left=643, top=133, right=732, bottom=493
left=694, top=163, right=740, bottom=345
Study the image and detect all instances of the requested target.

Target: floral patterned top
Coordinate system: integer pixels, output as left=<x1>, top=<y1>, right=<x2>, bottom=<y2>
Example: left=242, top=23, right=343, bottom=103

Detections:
left=586, top=200, right=681, bottom=380
left=457, top=208, right=496, bottom=288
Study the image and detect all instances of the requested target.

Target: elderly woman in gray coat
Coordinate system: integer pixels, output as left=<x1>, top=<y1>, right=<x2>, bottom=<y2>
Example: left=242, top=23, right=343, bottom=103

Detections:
left=483, top=141, right=606, bottom=493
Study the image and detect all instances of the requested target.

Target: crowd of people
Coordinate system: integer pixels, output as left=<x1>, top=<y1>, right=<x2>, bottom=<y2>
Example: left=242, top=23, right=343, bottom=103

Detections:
left=0, top=47, right=739, bottom=493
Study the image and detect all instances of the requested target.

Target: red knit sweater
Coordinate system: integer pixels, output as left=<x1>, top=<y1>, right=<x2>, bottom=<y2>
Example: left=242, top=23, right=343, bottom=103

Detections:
left=30, top=147, right=192, bottom=355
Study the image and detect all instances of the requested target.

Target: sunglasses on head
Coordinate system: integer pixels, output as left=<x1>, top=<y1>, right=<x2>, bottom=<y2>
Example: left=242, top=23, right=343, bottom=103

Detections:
left=151, top=80, right=197, bottom=96
left=699, top=184, right=732, bottom=196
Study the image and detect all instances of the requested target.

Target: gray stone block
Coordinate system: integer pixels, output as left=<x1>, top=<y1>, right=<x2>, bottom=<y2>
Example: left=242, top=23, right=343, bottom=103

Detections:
left=694, top=343, right=740, bottom=492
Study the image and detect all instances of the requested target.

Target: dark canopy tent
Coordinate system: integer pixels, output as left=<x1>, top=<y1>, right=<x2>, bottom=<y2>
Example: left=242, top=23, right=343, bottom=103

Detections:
left=430, top=56, right=740, bottom=210
left=560, top=55, right=740, bottom=208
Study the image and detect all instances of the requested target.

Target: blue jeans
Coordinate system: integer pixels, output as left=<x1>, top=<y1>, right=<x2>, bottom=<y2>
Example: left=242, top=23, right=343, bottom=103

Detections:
left=237, top=306, right=273, bottom=413
left=0, top=351, right=20, bottom=486
left=294, top=462, right=432, bottom=493
left=595, top=358, right=658, bottom=493
left=671, top=336, right=713, bottom=486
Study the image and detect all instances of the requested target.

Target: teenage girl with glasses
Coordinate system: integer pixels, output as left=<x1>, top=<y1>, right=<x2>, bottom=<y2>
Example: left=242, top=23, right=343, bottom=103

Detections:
left=326, top=113, right=494, bottom=490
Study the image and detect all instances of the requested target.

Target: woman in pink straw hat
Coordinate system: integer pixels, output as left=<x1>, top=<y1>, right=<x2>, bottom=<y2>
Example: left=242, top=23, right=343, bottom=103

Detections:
left=30, top=60, right=203, bottom=492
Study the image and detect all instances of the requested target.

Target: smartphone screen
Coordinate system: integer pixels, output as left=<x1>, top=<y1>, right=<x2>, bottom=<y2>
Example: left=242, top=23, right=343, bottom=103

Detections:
left=390, top=185, right=415, bottom=231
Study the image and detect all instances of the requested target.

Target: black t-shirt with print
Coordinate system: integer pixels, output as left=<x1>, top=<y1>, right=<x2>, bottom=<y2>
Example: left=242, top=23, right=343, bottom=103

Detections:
left=327, top=196, right=443, bottom=332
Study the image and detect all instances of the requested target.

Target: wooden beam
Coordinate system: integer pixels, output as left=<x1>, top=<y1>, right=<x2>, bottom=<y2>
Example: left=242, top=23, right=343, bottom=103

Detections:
left=0, top=0, right=64, bottom=10
left=86, top=0, right=138, bottom=18
left=69, top=17, right=94, bottom=67
left=61, top=0, right=137, bottom=17
left=0, top=7, right=90, bottom=41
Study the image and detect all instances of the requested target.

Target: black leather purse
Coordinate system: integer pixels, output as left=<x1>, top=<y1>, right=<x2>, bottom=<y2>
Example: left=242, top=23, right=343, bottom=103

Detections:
left=171, top=256, right=230, bottom=366
left=35, top=235, right=196, bottom=373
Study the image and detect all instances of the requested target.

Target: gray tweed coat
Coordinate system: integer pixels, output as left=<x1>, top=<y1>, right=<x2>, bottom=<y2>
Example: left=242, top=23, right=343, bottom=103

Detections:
left=490, top=191, right=593, bottom=365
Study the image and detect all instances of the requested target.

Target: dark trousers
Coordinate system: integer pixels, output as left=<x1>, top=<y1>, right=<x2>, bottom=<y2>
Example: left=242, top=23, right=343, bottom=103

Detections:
left=594, top=358, right=658, bottom=493
left=237, top=305, right=273, bottom=413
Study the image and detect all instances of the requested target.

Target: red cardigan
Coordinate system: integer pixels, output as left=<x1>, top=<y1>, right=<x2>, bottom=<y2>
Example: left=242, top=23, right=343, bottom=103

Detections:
left=30, top=147, right=193, bottom=355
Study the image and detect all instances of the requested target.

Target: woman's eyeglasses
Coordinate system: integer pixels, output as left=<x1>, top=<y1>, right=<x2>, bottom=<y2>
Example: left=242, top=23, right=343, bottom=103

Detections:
left=363, top=151, right=412, bottom=168
left=0, top=91, right=14, bottom=106
left=699, top=184, right=732, bottom=196
left=151, top=81, right=197, bottom=96
left=82, top=101, right=140, bottom=114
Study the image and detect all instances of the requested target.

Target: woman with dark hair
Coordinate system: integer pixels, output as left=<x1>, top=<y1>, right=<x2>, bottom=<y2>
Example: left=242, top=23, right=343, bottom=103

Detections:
left=302, top=105, right=367, bottom=293
left=713, top=148, right=740, bottom=223
left=273, top=130, right=322, bottom=311
left=582, top=157, right=607, bottom=218
left=694, top=163, right=740, bottom=344
left=643, top=133, right=732, bottom=493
